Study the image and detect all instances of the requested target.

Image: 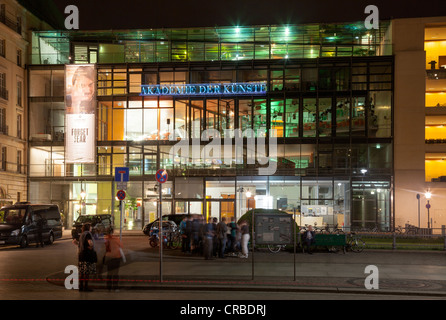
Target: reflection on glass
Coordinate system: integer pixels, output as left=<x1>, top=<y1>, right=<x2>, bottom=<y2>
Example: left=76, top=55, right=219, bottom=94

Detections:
left=238, top=100, right=252, bottom=131
left=271, top=99, right=284, bottom=137
left=352, top=97, right=366, bottom=136
left=336, top=98, right=350, bottom=136
left=285, top=99, right=299, bottom=137
left=318, top=98, right=332, bottom=137
left=175, top=100, right=188, bottom=139
left=191, top=100, right=203, bottom=139
left=253, top=99, right=267, bottom=136
left=303, top=98, right=316, bottom=137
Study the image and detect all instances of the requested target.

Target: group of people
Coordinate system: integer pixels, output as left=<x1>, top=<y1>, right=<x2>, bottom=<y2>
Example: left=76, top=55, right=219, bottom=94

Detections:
left=179, top=216, right=250, bottom=260
left=72, top=224, right=124, bottom=292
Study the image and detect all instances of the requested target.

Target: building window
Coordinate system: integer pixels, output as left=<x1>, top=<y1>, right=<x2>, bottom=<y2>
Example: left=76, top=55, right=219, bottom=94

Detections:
left=0, top=73, right=7, bottom=100
left=0, top=108, right=6, bottom=134
left=16, top=80, right=22, bottom=106
left=0, top=39, right=5, bottom=57
left=1, top=147, right=6, bottom=171
left=17, top=150, right=21, bottom=173
left=17, top=114, right=22, bottom=139
left=16, top=49, right=21, bottom=67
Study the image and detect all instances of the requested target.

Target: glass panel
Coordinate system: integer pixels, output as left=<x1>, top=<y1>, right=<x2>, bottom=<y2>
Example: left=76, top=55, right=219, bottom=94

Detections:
left=238, top=99, right=252, bottom=131
left=144, top=109, right=158, bottom=140
left=285, top=99, right=299, bottom=137
left=175, top=100, right=188, bottom=139
left=352, top=97, right=366, bottom=136
left=369, top=91, right=392, bottom=138
left=303, top=98, right=316, bottom=137
left=206, top=99, right=219, bottom=132
left=302, top=68, right=317, bottom=92
left=220, top=99, right=234, bottom=137
left=285, top=69, right=300, bottom=91
left=318, top=98, right=332, bottom=137
left=160, top=108, right=174, bottom=140
left=271, top=70, right=283, bottom=91
left=336, top=98, right=350, bottom=137
left=270, top=99, right=284, bottom=138
left=253, top=99, right=267, bottom=136
left=191, top=100, right=203, bottom=139
left=125, top=109, right=143, bottom=140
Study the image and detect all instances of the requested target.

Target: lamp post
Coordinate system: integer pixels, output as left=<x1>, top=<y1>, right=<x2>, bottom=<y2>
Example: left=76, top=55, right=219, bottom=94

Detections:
left=425, top=192, right=432, bottom=230
left=416, top=194, right=420, bottom=228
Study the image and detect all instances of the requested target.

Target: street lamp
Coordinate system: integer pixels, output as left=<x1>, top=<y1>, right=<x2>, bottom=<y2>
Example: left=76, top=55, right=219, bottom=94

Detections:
left=416, top=194, right=420, bottom=228
left=425, top=191, right=432, bottom=230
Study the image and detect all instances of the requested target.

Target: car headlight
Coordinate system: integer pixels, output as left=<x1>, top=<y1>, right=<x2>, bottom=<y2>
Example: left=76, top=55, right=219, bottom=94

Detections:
left=10, top=229, right=21, bottom=237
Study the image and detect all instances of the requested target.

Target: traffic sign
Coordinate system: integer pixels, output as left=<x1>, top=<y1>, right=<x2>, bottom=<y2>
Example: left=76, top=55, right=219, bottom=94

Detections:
left=116, top=190, right=126, bottom=201
left=116, top=182, right=127, bottom=190
left=115, top=167, right=129, bottom=182
left=155, top=169, right=168, bottom=183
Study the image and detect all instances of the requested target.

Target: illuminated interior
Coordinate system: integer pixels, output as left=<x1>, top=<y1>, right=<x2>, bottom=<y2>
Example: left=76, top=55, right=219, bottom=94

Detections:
left=31, top=21, right=392, bottom=65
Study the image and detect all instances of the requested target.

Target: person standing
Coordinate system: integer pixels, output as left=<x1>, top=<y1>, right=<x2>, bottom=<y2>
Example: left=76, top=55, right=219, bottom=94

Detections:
left=33, top=212, right=45, bottom=248
left=104, top=229, right=123, bottom=292
left=239, top=220, right=250, bottom=259
left=227, top=217, right=238, bottom=256
left=216, top=217, right=228, bottom=258
left=179, top=216, right=188, bottom=253
left=203, top=217, right=215, bottom=260
left=73, top=223, right=97, bottom=292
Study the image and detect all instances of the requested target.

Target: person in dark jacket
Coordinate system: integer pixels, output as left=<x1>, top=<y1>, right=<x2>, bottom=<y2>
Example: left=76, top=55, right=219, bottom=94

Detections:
left=303, top=225, right=316, bottom=254
left=72, top=223, right=97, bottom=291
left=33, top=213, right=45, bottom=248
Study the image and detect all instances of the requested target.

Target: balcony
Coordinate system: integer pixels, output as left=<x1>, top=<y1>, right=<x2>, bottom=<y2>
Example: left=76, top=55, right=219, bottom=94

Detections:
left=0, top=12, right=21, bottom=35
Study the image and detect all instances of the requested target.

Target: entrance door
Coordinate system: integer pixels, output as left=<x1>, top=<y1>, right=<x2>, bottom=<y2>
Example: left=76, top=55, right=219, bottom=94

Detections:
left=206, top=200, right=235, bottom=222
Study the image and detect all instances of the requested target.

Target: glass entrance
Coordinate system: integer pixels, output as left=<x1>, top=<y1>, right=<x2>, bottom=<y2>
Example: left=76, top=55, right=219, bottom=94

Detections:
left=206, top=200, right=235, bottom=222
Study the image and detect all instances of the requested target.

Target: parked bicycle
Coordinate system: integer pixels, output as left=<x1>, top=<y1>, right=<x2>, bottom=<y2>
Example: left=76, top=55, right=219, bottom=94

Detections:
left=148, top=221, right=181, bottom=249
left=395, top=223, right=418, bottom=235
left=267, top=233, right=294, bottom=253
left=323, top=224, right=345, bottom=234
left=346, top=232, right=365, bottom=253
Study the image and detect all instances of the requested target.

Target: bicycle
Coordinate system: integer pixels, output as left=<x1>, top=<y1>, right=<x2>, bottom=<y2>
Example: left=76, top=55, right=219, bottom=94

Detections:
left=395, top=223, right=418, bottom=235
left=346, top=232, right=365, bottom=253
left=323, top=224, right=345, bottom=234
left=267, top=233, right=294, bottom=253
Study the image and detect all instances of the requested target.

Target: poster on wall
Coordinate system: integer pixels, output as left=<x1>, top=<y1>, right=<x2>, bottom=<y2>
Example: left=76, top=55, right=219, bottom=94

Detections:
left=65, top=64, right=96, bottom=163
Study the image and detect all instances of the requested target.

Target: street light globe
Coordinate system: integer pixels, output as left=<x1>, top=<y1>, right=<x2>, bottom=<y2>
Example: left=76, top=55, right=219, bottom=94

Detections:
left=246, top=191, right=252, bottom=198
left=425, top=192, right=432, bottom=199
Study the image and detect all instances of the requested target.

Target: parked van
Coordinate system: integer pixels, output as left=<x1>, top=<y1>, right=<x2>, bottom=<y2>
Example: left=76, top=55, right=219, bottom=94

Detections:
left=0, top=202, right=63, bottom=248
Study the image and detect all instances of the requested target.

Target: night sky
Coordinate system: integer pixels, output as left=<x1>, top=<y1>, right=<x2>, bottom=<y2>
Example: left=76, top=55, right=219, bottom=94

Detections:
left=29, top=0, right=446, bottom=30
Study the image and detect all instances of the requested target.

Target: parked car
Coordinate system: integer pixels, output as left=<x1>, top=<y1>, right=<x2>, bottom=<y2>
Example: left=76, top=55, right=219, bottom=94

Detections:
left=142, top=213, right=201, bottom=235
left=71, top=214, right=114, bottom=240
left=0, top=202, right=63, bottom=248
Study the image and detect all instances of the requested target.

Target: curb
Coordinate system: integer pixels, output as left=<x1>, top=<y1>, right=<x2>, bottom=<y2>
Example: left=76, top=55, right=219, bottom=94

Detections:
left=47, top=272, right=446, bottom=297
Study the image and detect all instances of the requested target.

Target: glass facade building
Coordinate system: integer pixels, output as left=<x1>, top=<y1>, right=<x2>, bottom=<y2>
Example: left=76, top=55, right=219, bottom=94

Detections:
left=27, top=21, right=394, bottom=231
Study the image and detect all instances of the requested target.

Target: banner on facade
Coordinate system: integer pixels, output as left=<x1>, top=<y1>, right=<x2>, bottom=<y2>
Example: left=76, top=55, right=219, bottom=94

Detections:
left=65, top=64, right=96, bottom=163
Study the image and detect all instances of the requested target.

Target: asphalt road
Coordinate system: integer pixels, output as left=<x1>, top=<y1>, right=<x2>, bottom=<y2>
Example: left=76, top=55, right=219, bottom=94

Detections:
left=0, top=233, right=445, bottom=308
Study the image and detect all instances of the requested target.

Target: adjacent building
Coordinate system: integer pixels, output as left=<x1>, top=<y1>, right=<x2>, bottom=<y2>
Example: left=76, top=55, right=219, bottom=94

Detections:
left=0, top=0, right=53, bottom=207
